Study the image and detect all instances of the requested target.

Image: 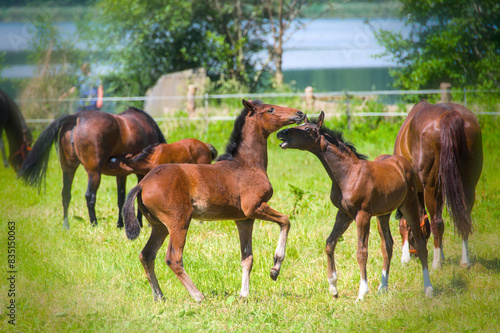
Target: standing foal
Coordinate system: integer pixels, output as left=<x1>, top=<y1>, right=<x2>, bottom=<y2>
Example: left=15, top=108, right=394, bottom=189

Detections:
left=278, top=112, right=433, bottom=299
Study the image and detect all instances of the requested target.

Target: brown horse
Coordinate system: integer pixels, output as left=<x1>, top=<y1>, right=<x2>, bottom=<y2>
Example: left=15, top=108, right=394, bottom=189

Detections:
left=108, top=138, right=217, bottom=175
left=277, top=111, right=433, bottom=299
left=122, top=99, right=305, bottom=302
left=18, top=107, right=166, bottom=229
left=0, top=89, right=32, bottom=171
left=394, top=101, right=483, bottom=268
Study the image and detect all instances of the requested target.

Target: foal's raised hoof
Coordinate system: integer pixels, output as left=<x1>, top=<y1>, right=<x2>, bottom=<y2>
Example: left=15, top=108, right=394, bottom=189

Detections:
left=270, top=268, right=280, bottom=281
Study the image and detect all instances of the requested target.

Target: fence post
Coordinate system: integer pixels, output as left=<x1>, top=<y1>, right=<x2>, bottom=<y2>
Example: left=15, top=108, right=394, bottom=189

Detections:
left=305, top=86, right=314, bottom=108
left=204, top=93, right=209, bottom=133
left=187, top=84, right=197, bottom=114
left=345, top=90, right=351, bottom=130
left=440, top=82, right=451, bottom=103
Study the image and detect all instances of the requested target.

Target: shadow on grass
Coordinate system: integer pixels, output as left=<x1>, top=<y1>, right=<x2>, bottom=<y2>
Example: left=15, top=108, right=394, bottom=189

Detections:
left=473, top=256, right=500, bottom=273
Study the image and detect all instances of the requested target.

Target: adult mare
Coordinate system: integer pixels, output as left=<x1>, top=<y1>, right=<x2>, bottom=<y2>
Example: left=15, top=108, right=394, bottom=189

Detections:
left=394, top=101, right=483, bottom=268
left=18, top=107, right=166, bottom=229
left=0, top=89, right=32, bottom=171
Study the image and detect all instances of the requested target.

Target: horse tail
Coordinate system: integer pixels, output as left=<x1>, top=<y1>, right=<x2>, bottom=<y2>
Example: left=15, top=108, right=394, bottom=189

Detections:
left=18, top=114, right=78, bottom=189
left=438, top=110, right=471, bottom=238
left=123, top=184, right=143, bottom=240
left=206, top=143, right=218, bottom=161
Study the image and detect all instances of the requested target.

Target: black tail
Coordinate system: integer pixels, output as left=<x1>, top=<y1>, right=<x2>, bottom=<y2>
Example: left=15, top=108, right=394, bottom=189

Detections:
left=123, top=184, right=143, bottom=240
left=18, top=114, right=78, bottom=189
left=438, top=110, right=471, bottom=238
left=206, top=143, right=218, bottom=161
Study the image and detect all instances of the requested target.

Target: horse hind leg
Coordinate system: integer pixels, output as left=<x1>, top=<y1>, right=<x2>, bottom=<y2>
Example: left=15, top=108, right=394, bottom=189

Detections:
left=139, top=219, right=169, bottom=301
left=61, top=167, right=77, bottom=229
left=399, top=217, right=411, bottom=263
left=235, top=219, right=254, bottom=299
left=376, top=214, right=393, bottom=294
left=164, top=216, right=204, bottom=303
left=85, top=171, right=101, bottom=226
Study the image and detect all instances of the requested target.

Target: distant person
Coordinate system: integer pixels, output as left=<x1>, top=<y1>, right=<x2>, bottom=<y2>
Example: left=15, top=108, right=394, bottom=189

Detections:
left=60, top=62, right=103, bottom=110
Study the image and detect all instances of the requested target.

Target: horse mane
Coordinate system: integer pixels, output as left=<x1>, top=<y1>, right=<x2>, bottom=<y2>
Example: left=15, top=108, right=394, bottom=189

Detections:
left=130, top=143, right=159, bottom=164
left=127, top=106, right=167, bottom=144
left=309, top=117, right=367, bottom=160
left=216, top=100, right=263, bottom=161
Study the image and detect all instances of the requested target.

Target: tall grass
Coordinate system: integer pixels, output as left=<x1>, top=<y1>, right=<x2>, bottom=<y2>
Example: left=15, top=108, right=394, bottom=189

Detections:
left=1, top=112, right=499, bottom=332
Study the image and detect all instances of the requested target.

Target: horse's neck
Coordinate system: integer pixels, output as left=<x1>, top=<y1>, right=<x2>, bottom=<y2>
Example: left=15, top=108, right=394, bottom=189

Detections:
left=235, top=120, right=269, bottom=171
left=315, top=137, right=359, bottom=190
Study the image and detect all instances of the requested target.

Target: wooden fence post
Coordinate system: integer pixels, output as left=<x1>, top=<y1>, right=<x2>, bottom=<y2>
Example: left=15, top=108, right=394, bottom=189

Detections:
left=187, top=84, right=197, bottom=114
left=305, top=86, right=314, bottom=107
left=440, top=82, right=451, bottom=103
left=345, top=90, right=351, bottom=130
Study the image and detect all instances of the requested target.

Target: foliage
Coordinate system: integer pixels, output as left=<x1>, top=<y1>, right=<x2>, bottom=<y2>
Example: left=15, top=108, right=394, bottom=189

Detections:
left=375, top=0, right=500, bottom=89
left=18, top=10, right=81, bottom=119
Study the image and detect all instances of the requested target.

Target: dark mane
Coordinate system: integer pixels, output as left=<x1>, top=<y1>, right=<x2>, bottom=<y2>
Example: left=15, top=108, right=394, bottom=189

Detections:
left=216, top=100, right=263, bottom=161
left=309, top=117, right=367, bottom=160
left=131, top=143, right=160, bottom=163
left=126, top=106, right=167, bottom=144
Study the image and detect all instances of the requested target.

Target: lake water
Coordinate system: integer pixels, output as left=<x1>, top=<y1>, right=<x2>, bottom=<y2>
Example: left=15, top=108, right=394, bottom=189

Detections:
left=0, top=18, right=407, bottom=92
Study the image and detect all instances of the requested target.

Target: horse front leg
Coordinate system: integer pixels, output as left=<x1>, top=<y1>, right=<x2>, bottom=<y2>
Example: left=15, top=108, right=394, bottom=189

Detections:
left=85, top=171, right=101, bottom=226
left=355, top=210, right=371, bottom=300
left=376, top=214, right=393, bottom=293
left=116, top=175, right=127, bottom=228
left=235, top=219, right=254, bottom=298
left=0, top=135, right=8, bottom=167
left=325, top=211, right=352, bottom=298
left=399, top=218, right=411, bottom=263
left=247, top=202, right=290, bottom=281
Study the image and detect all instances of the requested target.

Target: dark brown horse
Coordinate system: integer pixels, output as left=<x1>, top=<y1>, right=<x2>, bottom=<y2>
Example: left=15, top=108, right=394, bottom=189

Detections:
left=0, top=89, right=32, bottom=171
left=18, top=107, right=166, bottom=229
left=277, top=111, right=433, bottom=299
left=394, top=101, right=483, bottom=268
left=108, top=138, right=217, bottom=175
left=122, top=100, right=304, bottom=302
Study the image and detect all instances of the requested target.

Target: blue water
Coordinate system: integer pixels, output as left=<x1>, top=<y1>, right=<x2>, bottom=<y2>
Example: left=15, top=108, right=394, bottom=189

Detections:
left=0, top=18, right=407, bottom=91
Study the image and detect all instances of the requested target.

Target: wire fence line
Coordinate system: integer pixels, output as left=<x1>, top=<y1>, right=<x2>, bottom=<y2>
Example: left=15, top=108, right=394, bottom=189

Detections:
left=21, top=88, right=500, bottom=124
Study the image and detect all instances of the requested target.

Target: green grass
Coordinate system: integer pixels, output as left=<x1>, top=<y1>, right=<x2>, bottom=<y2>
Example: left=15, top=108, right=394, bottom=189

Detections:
left=1, top=113, right=499, bottom=332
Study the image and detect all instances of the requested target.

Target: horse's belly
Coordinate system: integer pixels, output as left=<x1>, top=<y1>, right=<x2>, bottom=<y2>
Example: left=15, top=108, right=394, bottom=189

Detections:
left=191, top=199, right=246, bottom=221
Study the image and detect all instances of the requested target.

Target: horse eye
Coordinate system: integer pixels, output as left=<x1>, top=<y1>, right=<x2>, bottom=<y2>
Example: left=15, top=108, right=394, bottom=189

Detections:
left=267, top=107, right=275, bottom=113
left=305, top=127, right=311, bottom=132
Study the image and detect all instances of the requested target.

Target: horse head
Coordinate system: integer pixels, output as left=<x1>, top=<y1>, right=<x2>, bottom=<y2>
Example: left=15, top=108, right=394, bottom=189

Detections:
left=242, top=99, right=305, bottom=135
left=277, top=110, right=324, bottom=151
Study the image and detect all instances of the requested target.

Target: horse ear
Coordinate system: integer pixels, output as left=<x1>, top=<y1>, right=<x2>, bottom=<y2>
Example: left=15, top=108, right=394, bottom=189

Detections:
left=305, top=116, right=310, bottom=123
left=242, top=99, right=255, bottom=115
left=317, top=111, right=325, bottom=127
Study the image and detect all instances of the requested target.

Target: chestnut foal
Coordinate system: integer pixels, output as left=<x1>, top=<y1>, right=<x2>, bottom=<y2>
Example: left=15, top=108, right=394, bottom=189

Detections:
left=277, top=111, right=433, bottom=299
left=109, top=139, right=217, bottom=176
left=122, top=99, right=305, bottom=302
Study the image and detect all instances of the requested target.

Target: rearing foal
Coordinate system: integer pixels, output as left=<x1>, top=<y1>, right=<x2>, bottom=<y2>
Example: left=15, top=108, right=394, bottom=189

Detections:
left=277, top=111, right=433, bottom=299
left=123, top=99, right=305, bottom=302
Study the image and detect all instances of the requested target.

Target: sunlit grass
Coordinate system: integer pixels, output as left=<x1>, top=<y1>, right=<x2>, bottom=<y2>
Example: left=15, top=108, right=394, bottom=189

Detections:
left=0, top=115, right=499, bottom=332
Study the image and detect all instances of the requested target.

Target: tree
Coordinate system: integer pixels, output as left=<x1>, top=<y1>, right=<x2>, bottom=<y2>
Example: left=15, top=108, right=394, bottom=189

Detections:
left=375, top=0, right=500, bottom=90
left=84, top=0, right=267, bottom=96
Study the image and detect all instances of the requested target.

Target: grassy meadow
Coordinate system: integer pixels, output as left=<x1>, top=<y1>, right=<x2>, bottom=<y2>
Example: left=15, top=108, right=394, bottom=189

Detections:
left=1, top=109, right=499, bottom=332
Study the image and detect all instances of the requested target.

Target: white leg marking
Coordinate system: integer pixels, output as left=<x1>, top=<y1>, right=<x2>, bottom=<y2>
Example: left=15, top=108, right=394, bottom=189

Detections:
left=422, top=267, right=433, bottom=297
left=460, top=239, right=470, bottom=267
left=432, top=247, right=443, bottom=269
left=357, top=279, right=369, bottom=300
left=328, top=272, right=338, bottom=297
left=401, top=240, right=411, bottom=263
left=378, top=269, right=389, bottom=293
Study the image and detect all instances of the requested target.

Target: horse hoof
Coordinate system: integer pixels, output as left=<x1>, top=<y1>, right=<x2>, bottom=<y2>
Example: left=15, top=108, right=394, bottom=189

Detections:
left=424, top=286, right=434, bottom=298
left=270, top=268, right=279, bottom=281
